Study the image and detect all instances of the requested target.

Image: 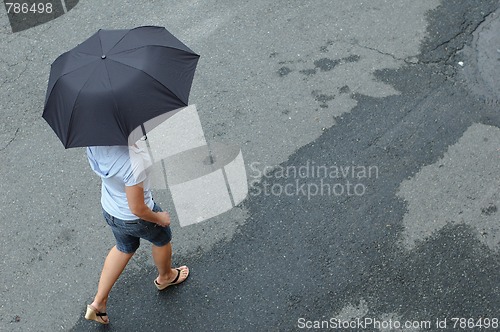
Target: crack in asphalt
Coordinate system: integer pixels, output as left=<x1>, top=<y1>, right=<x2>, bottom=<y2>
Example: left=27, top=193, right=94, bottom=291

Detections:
left=0, top=34, right=38, bottom=110
left=352, top=42, right=417, bottom=65
left=439, top=14, right=488, bottom=59
left=0, top=127, right=20, bottom=151
left=10, top=62, right=29, bottom=83
left=419, top=1, right=499, bottom=66
left=428, top=11, right=471, bottom=54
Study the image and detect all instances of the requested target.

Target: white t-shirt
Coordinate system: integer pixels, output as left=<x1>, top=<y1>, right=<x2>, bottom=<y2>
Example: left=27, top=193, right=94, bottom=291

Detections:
left=86, top=144, right=154, bottom=220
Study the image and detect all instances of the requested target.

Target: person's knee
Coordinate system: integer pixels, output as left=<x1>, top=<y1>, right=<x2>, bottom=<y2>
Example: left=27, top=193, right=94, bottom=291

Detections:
left=115, top=244, right=138, bottom=254
left=152, top=241, right=171, bottom=250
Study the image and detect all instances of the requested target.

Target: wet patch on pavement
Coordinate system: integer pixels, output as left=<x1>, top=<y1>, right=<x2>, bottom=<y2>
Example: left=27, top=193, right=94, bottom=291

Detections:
left=277, top=66, right=292, bottom=77
left=311, top=90, right=335, bottom=108
left=313, top=55, right=361, bottom=72
left=398, top=123, right=500, bottom=252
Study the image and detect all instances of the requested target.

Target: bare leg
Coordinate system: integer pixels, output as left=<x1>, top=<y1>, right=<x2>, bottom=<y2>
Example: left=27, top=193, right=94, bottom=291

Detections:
left=152, top=242, right=189, bottom=284
left=90, top=245, right=134, bottom=322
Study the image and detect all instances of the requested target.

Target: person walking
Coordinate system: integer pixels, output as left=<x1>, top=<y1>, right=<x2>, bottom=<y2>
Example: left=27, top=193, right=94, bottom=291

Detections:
left=84, top=143, right=189, bottom=325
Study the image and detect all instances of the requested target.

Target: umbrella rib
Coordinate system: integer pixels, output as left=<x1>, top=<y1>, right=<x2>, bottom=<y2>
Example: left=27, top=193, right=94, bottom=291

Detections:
left=105, top=26, right=197, bottom=56
left=97, top=29, right=105, bottom=55
left=73, top=50, right=102, bottom=57
left=43, top=60, right=98, bottom=116
left=106, top=57, right=186, bottom=105
left=64, top=62, right=103, bottom=148
left=102, top=59, right=126, bottom=140
left=108, top=44, right=198, bottom=56
left=99, top=30, right=131, bottom=54
left=53, top=57, right=98, bottom=77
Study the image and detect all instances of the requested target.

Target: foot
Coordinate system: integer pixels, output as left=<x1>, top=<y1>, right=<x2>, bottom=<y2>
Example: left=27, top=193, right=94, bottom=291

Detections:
left=85, top=303, right=109, bottom=324
left=154, top=266, right=189, bottom=290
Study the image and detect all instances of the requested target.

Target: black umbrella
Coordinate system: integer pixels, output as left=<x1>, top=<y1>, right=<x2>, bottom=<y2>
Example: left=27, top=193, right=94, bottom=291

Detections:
left=42, top=26, right=199, bottom=148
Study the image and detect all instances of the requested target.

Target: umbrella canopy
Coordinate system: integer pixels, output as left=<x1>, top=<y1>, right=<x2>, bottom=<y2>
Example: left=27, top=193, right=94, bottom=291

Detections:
left=42, top=26, right=200, bottom=148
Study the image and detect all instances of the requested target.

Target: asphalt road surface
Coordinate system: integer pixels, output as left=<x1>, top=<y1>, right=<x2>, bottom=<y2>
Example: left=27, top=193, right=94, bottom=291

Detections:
left=1, top=0, right=499, bottom=331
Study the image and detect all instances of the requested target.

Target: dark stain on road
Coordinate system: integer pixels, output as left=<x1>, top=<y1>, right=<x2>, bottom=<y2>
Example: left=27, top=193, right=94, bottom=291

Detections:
left=313, top=55, right=360, bottom=72
left=312, top=90, right=335, bottom=108
left=314, top=58, right=340, bottom=71
left=339, top=85, right=350, bottom=94
left=481, top=204, right=497, bottom=215
left=299, top=68, right=317, bottom=76
left=278, top=66, right=293, bottom=77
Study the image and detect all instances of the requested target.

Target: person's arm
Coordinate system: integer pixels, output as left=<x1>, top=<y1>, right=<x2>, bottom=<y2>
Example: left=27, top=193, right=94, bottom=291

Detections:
left=125, top=183, right=170, bottom=227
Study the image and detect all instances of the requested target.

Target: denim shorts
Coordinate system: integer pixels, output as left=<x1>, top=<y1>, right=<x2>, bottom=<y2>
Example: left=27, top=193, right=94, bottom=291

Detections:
left=102, top=203, right=172, bottom=253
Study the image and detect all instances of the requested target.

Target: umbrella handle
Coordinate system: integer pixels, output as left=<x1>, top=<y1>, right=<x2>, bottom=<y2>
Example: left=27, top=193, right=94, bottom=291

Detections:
left=140, top=124, right=148, bottom=141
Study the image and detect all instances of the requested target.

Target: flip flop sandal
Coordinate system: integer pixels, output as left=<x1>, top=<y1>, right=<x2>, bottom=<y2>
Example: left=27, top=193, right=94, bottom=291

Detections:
left=85, top=305, right=109, bottom=324
left=154, top=266, right=189, bottom=290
